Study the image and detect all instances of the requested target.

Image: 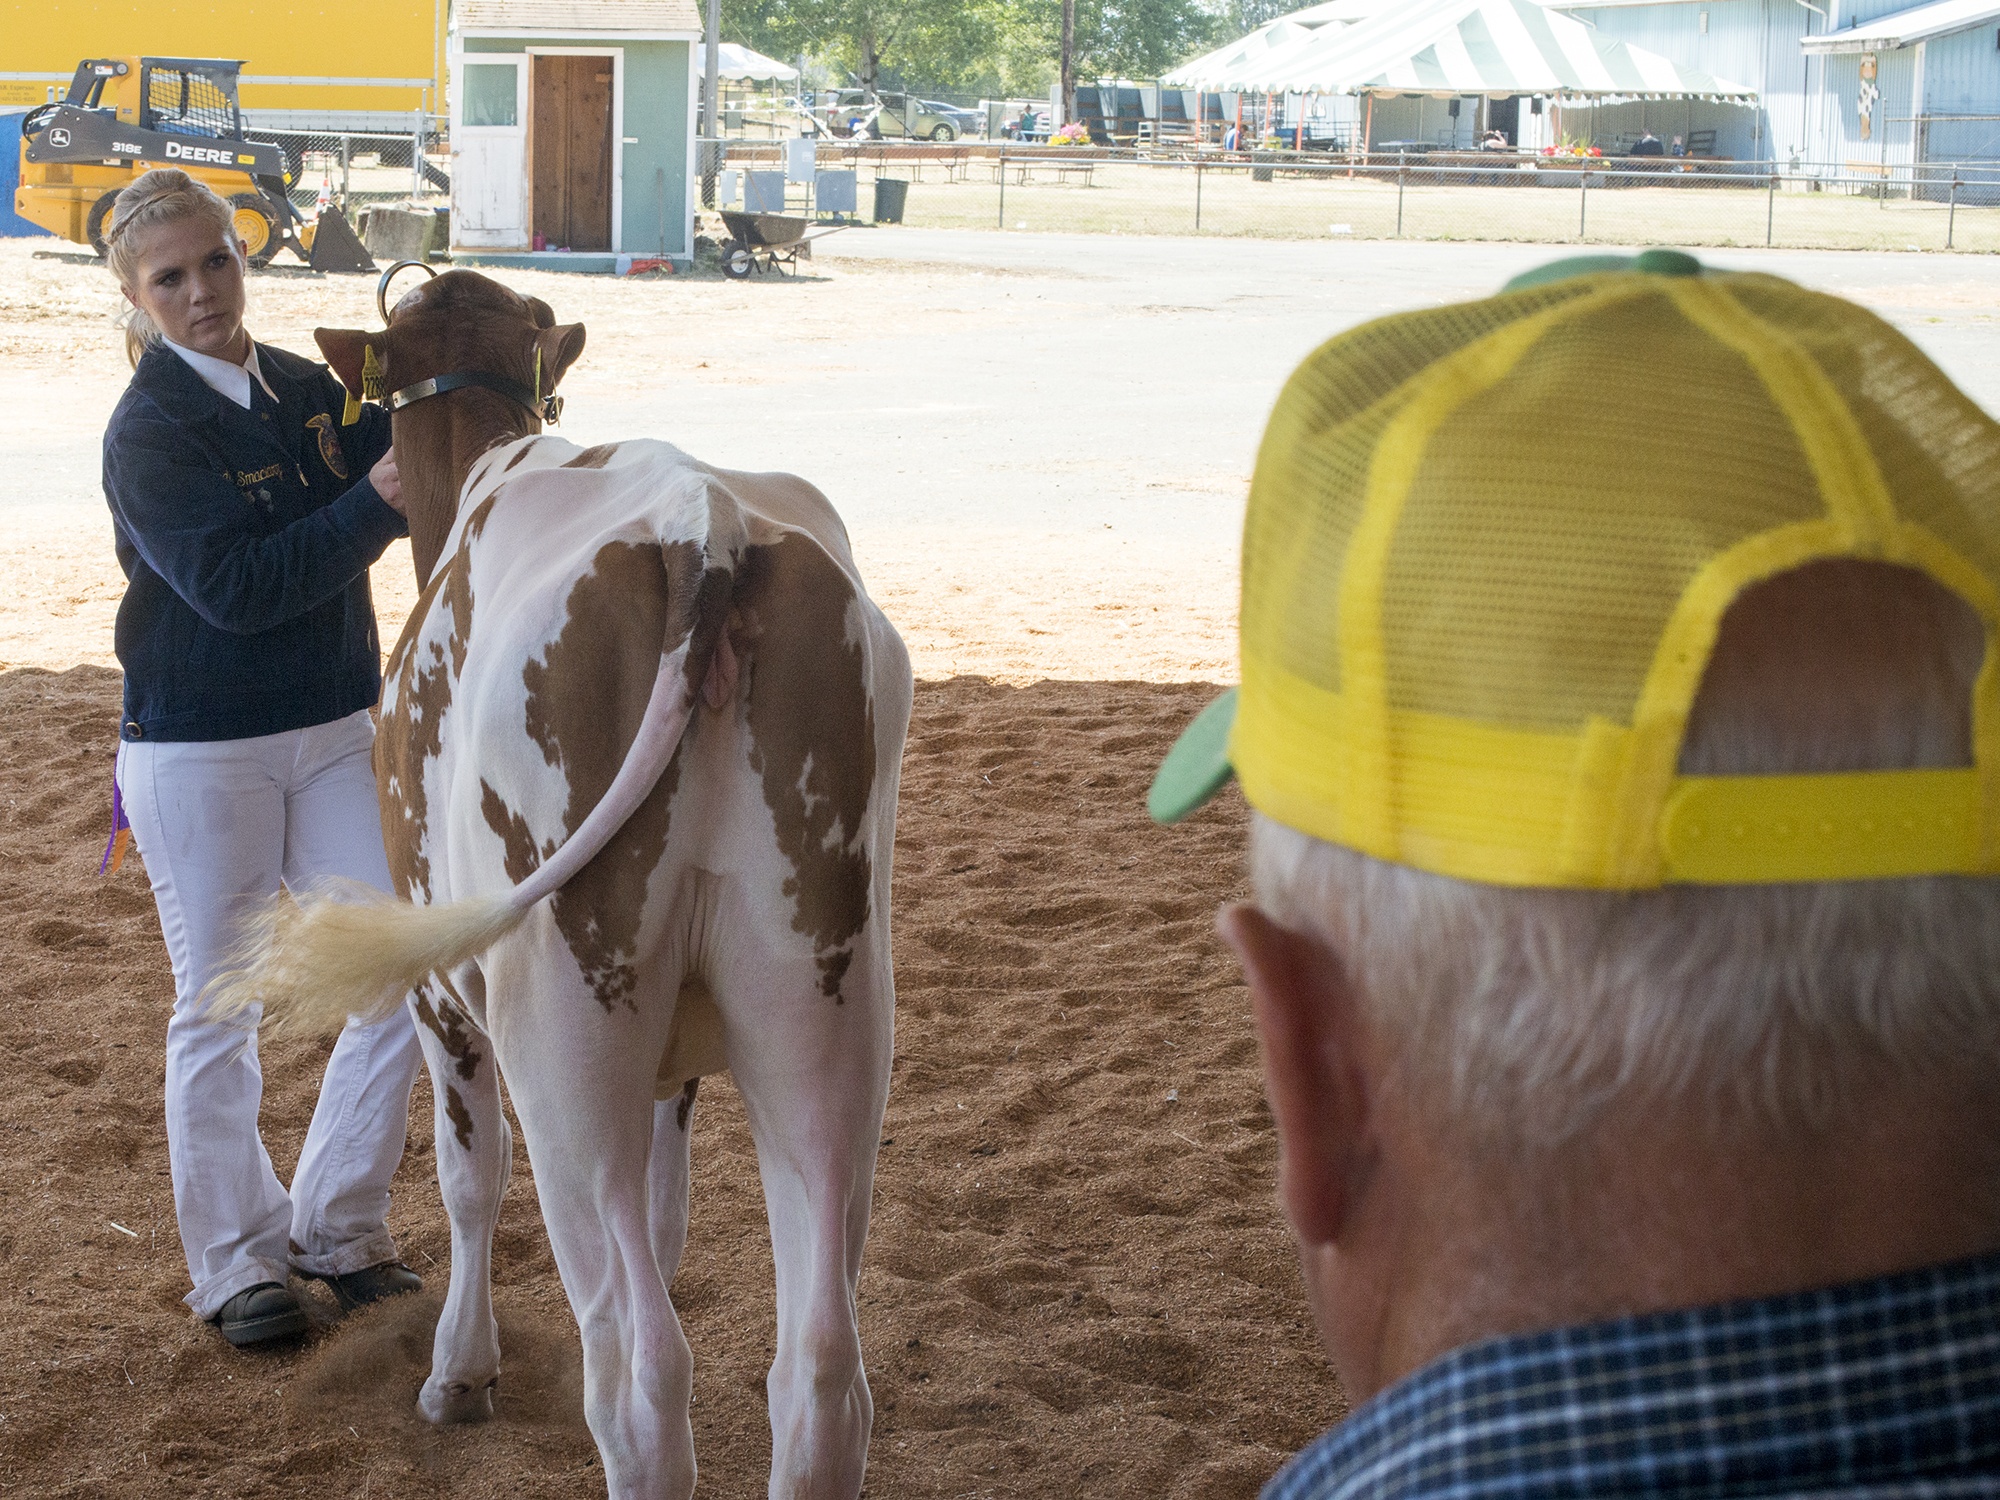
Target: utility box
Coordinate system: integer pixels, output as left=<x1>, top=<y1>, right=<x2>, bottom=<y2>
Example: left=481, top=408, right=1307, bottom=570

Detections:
left=784, top=135, right=817, bottom=182
left=744, top=170, right=786, bottom=212
left=814, top=169, right=857, bottom=216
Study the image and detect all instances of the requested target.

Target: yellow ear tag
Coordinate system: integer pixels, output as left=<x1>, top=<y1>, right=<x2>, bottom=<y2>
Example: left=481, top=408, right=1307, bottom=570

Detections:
left=341, top=389, right=361, bottom=426
left=360, top=344, right=384, bottom=402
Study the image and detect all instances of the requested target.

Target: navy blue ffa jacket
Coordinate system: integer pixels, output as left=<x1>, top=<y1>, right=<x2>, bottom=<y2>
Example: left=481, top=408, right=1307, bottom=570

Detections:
left=102, top=341, right=406, bottom=743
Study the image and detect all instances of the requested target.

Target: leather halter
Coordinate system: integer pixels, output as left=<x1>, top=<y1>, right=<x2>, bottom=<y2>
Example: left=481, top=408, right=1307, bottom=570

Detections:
left=387, top=366, right=563, bottom=425
left=371, top=258, right=565, bottom=426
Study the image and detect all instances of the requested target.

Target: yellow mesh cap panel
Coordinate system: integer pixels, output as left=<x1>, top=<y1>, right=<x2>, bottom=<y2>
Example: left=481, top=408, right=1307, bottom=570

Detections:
left=1229, top=266, right=2000, bottom=888
left=1241, top=277, right=1615, bottom=699
left=1380, top=290, right=1824, bottom=731
left=1702, top=274, right=2000, bottom=869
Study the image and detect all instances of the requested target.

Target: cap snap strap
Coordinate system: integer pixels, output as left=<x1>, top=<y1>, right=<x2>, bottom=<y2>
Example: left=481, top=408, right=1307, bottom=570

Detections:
left=1658, top=767, right=1981, bottom=884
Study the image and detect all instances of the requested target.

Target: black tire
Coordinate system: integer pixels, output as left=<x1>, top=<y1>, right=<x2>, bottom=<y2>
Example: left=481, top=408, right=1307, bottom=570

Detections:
left=929, top=123, right=957, bottom=142
left=85, top=191, right=121, bottom=258
left=722, top=244, right=755, bottom=279
left=228, top=193, right=281, bottom=268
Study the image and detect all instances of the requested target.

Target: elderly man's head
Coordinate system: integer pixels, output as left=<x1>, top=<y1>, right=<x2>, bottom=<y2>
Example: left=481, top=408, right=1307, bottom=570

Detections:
left=1156, top=254, right=2000, bottom=1404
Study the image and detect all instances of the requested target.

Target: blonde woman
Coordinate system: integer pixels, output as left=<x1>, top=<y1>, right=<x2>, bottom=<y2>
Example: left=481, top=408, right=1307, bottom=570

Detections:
left=101, top=170, right=424, bottom=1347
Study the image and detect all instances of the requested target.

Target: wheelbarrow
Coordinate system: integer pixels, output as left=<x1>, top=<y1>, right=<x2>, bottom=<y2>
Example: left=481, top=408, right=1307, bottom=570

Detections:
left=718, top=211, right=847, bottom=278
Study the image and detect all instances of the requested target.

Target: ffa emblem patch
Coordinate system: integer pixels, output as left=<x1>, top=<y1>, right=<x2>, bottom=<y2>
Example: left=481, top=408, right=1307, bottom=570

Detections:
left=306, top=413, right=349, bottom=479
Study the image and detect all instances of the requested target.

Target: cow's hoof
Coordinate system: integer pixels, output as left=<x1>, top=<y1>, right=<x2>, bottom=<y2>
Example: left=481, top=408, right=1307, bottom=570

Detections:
left=419, top=1375, right=497, bottom=1424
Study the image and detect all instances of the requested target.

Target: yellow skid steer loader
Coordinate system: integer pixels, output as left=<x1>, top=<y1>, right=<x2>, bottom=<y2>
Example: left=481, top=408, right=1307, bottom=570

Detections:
left=14, top=57, right=316, bottom=266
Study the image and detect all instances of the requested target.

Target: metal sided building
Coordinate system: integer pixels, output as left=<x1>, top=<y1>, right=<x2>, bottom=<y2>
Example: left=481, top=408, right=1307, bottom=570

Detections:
left=448, top=0, right=700, bottom=272
left=1555, top=0, right=2000, bottom=170
left=0, top=0, right=443, bottom=130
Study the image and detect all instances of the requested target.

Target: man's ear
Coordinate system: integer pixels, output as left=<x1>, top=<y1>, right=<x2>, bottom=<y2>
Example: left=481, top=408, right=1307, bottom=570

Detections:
left=1218, top=903, right=1372, bottom=1248
left=315, top=328, right=376, bottom=394
left=536, top=323, right=587, bottom=387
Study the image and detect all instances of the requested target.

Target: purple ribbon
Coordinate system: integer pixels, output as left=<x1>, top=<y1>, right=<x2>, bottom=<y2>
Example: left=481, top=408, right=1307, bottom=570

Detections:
left=99, top=776, right=131, bottom=876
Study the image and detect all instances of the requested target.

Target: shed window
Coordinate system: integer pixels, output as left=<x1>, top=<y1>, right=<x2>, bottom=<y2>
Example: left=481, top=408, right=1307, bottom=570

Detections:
left=464, top=63, right=519, bottom=127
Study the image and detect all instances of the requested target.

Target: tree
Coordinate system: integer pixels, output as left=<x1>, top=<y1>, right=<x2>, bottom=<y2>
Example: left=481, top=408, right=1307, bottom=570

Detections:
left=720, top=0, right=1007, bottom=95
left=1060, top=0, right=1075, bottom=120
left=1001, top=0, right=1221, bottom=94
left=1222, top=0, right=1299, bottom=32
left=720, top=0, right=1225, bottom=100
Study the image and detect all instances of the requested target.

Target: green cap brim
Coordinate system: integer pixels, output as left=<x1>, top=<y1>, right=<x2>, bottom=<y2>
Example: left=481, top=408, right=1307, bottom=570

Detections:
left=1148, top=688, right=1238, bottom=824
left=1502, top=247, right=1704, bottom=293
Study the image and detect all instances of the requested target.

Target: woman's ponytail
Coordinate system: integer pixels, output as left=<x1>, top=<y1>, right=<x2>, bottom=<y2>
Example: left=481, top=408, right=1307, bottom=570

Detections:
left=103, top=169, right=240, bottom=368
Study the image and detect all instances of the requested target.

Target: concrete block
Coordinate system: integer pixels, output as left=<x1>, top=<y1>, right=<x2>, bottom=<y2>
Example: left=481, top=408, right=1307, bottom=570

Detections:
left=363, top=206, right=446, bottom=262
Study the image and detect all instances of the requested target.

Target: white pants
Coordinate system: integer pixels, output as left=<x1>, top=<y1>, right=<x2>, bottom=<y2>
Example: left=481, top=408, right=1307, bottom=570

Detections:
left=117, top=709, right=423, bottom=1319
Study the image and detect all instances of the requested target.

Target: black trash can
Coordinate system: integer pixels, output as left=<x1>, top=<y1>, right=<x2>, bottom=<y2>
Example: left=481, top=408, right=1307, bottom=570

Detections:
left=874, top=176, right=909, bottom=224
left=1251, top=150, right=1275, bottom=183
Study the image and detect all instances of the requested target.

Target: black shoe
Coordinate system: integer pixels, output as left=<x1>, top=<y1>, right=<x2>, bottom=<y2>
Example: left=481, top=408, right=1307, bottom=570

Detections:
left=210, top=1282, right=309, bottom=1347
left=302, top=1259, right=423, bottom=1313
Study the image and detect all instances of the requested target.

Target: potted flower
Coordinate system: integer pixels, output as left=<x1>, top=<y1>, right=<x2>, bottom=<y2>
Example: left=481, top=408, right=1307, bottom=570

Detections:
left=1049, top=122, right=1091, bottom=148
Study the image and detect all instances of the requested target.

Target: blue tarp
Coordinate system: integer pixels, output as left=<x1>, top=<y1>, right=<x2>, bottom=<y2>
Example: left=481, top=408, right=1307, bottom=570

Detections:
left=2, top=109, right=55, bottom=237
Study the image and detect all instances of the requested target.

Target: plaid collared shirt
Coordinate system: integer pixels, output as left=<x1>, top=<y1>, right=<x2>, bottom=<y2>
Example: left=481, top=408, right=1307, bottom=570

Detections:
left=1265, top=1251, right=2000, bottom=1499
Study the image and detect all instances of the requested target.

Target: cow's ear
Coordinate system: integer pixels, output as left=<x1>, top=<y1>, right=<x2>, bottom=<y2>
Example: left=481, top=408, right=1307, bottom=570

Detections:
left=315, top=328, right=377, bottom=395
left=524, top=295, right=557, bottom=329
left=536, top=323, right=587, bottom=387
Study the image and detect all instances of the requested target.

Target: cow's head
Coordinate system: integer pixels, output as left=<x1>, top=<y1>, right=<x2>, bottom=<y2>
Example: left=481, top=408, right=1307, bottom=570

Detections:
left=317, top=270, right=586, bottom=586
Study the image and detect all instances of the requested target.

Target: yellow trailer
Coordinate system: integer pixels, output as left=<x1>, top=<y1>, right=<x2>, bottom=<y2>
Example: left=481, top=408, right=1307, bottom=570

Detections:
left=0, top=0, right=444, bottom=124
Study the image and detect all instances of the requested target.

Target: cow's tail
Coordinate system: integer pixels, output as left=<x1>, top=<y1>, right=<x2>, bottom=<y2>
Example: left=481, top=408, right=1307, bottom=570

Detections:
left=205, top=503, right=742, bottom=1038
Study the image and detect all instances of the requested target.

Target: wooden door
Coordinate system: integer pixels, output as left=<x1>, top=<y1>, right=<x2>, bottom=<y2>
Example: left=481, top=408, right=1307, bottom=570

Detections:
left=531, top=54, right=613, bottom=251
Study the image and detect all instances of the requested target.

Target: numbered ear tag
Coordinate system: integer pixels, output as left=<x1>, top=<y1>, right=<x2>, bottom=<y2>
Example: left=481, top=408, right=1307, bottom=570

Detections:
left=360, top=344, right=384, bottom=402
left=341, top=389, right=361, bottom=426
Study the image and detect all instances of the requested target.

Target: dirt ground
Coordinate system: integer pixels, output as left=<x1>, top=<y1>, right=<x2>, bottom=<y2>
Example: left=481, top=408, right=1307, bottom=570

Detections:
left=0, top=665, right=1326, bottom=1499
left=3, top=229, right=1997, bottom=1497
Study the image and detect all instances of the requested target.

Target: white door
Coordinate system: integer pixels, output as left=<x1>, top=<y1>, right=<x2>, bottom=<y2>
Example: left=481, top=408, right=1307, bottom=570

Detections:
left=454, top=57, right=528, bottom=247
left=456, top=134, right=527, bottom=244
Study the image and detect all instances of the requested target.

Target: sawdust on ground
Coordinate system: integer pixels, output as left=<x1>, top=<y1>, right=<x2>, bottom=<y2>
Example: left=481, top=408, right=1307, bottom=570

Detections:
left=0, top=665, right=1333, bottom=1498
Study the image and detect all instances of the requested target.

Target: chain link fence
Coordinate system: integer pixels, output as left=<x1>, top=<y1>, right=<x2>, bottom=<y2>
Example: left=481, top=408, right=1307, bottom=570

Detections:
left=246, top=122, right=450, bottom=215
left=714, top=142, right=2000, bottom=254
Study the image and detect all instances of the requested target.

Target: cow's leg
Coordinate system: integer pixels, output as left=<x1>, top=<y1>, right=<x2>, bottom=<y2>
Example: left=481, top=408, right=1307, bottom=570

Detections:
left=724, top=945, right=892, bottom=1500
left=489, top=953, right=695, bottom=1500
left=413, top=969, right=513, bottom=1425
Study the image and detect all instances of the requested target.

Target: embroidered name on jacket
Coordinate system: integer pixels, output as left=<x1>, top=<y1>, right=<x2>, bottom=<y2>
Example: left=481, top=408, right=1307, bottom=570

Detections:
left=236, top=463, right=284, bottom=487
left=305, top=413, right=349, bottom=479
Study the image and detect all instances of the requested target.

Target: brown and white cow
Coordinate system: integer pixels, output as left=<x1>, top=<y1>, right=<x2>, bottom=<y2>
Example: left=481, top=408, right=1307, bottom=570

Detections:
left=214, top=270, right=911, bottom=1499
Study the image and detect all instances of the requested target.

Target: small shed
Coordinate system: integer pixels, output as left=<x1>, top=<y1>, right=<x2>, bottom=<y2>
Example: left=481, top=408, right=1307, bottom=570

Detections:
left=449, top=0, right=701, bottom=271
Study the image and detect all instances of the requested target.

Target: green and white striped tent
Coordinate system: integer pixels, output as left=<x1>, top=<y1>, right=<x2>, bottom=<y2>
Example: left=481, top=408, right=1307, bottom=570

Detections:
left=1168, top=0, right=1757, bottom=101
left=1164, top=0, right=1387, bottom=92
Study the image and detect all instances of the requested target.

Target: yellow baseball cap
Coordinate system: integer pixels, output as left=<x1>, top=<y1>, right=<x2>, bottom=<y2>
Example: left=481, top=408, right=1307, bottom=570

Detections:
left=1150, top=250, right=2000, bottom=887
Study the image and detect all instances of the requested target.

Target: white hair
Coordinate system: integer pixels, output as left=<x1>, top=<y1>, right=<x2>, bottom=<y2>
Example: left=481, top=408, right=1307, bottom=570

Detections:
left=1251, top=560, right=2000, bottom=1149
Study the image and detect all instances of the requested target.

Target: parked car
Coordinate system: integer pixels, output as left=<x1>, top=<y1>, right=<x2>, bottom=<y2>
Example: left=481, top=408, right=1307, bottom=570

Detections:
left=823, top=90, right=964, bottom=141
left=919, top=100, right=983, bottom=139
